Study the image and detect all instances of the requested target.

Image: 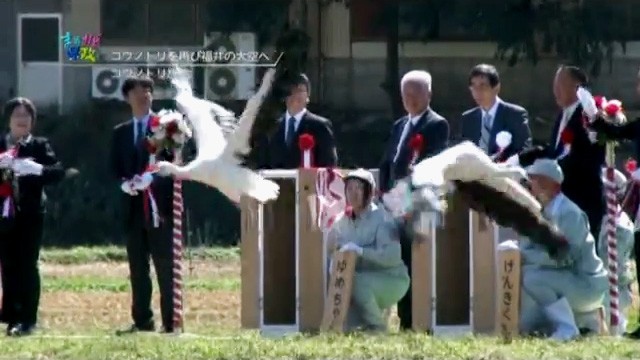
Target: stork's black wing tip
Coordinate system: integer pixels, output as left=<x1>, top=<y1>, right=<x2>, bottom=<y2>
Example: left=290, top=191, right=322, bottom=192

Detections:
left=519, top=146, right=550, bottom=167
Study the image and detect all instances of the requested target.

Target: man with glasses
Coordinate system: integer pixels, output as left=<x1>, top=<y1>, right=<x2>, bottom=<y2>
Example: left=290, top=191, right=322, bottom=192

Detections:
left=460, top=64, right=532, bottom=160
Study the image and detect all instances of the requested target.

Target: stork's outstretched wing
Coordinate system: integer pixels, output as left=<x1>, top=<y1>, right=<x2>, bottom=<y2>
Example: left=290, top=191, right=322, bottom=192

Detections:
left=395, top=141, right=568, bottom=254
left=172, top=67, right=226, bottom=159
left=223, top=69, right=276, bottom=160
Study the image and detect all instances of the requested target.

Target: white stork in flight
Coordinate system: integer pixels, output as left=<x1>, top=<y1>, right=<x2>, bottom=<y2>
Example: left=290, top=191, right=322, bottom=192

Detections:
left=155, top=68, right=279, bottom=204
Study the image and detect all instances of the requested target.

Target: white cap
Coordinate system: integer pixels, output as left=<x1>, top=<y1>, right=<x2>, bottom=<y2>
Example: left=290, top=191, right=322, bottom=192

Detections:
left=526, top=159, right=564, bottom=184
left=344, top=168, right=376, bottom=189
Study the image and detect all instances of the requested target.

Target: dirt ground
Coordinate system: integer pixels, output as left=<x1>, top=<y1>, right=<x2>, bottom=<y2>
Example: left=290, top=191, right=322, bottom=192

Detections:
left=38, top=261, right=241, bottom=332
left=26, top=260, right=640, bottom=333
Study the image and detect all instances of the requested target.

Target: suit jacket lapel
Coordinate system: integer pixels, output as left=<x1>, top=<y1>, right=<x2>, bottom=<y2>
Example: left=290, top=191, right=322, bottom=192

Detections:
left=397, top=111, right=429, bottom=162
left=469, top=109, right=482, bottom=144
left=551, top=111, right=563, bottom=155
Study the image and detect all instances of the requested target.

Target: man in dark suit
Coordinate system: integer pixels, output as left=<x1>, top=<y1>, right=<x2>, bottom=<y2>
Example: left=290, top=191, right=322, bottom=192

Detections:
left=110, top=76, right=177, bottom=334
left=378, top=70, right=449, bottom=331
left=460, top=64, right=532, bottom=160
left=258, top=74, right=337, bottom=169
left=514, top=65, right=605, bottom=241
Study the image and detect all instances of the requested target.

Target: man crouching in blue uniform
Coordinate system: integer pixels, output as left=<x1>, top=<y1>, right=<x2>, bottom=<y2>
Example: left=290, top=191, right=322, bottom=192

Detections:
left=501, top=159, right=607, bottom=340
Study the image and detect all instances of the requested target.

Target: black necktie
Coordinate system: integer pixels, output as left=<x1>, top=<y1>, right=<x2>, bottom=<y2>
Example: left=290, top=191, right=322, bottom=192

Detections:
left=286, top=117, right=296, bottom=146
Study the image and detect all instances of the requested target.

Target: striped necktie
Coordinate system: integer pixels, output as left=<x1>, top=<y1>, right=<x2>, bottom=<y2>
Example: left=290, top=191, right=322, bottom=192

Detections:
left=478, top=112, right=491, bottom=153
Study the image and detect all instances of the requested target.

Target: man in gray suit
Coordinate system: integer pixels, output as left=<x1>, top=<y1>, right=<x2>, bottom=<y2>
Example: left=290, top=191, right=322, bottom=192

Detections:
left=460, top=64, right=532, bottom=160
left=500, top=159, right=607, bottom=340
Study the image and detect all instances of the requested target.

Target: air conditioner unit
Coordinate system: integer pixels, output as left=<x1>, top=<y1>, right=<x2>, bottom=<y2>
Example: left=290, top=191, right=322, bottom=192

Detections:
left=204, top=32, right=257, bottom=101
left=91, top=66, right=136, bottom=101
left=92, top=66, right=190, bottom=101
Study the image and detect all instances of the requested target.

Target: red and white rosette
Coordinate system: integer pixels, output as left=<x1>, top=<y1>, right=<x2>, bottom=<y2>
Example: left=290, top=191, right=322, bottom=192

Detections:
left=492, top=131, right=512, bottom=162
left=0, top=147, right=18, bottom=218
left=298, top=133, right=315, bottom=168
left=408, top=134, right=424, bottom=166
left=557, top=128, right=573, bottom=160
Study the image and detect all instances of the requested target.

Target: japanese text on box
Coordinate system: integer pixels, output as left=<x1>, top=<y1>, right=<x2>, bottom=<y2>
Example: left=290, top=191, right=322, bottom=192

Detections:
left=496, top=249, right=520, bottom=341
left=320, top=251, right=355, bottom=332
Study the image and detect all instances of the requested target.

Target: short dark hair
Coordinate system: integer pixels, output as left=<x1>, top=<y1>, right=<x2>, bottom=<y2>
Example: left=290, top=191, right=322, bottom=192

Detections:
left=288, top=73, right=310, bottom=93
left=4, top=97, right=36, bottom=123
left=469, top=64, right=500, bottom=87
left=121, top=75, right=154, bottom=98
left=558, top=65, right=588, bottom=86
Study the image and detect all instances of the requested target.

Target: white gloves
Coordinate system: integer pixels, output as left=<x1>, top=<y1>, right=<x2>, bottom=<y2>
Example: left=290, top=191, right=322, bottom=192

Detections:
left=0, top=152, right=14, bottom=169
left=131, top=173, right=153, bottom=191
left=120, top=181, right=138, bottom=196
left=340, top=242, right=363, bottom=255
left=577, top=86, right=598, bottom=119
left=12, top=158, right=43, bottom=176
left=120, top=173, right=154, bottom=196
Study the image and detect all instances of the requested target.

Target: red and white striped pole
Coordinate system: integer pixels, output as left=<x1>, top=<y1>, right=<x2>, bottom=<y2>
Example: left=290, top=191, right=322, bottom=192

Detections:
left=172, top=150, right=185, bottom=332
left=605, top=145, right=619, bottom=332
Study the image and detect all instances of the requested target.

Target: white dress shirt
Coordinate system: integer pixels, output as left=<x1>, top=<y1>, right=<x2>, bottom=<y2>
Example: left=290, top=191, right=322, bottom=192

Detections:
left=481, top=97, right=502, bottom=129
left=284, top=108, right=306, bottom=142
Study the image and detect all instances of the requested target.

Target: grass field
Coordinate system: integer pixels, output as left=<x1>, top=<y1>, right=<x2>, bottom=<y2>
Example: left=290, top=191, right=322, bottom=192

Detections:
left=0, top=246, right=639, bottom=359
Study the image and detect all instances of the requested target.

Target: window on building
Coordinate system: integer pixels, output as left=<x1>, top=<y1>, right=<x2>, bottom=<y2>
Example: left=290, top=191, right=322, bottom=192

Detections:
left=351, top=0, right=515, bottom=42
left=21, top=17, right=60, bottom=62
left=101, top=0, right=199, bottom=45
left=148, top=0, right=198, bottom=44
left=101, top=1, right=148, bottom=43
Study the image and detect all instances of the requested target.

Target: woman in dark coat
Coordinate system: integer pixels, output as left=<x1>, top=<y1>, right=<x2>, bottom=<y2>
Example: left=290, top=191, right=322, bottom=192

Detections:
left=0, top=97, right=64, bottom=336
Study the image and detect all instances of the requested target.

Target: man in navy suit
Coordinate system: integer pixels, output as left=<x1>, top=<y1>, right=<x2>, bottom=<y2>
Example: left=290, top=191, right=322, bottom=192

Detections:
left=460, top=64, right=532, bottom=160
left=378, top=70, right=449, bottom=331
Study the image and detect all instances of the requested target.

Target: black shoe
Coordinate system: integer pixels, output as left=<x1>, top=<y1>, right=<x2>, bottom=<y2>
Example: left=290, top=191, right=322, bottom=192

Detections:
left=160, top=326, right=176, bottom=334
left=115, top=322, right=155, bottom=336
left=7, top=323, right=35, bottom=337
left=624, top=327, right=640, bottom=339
